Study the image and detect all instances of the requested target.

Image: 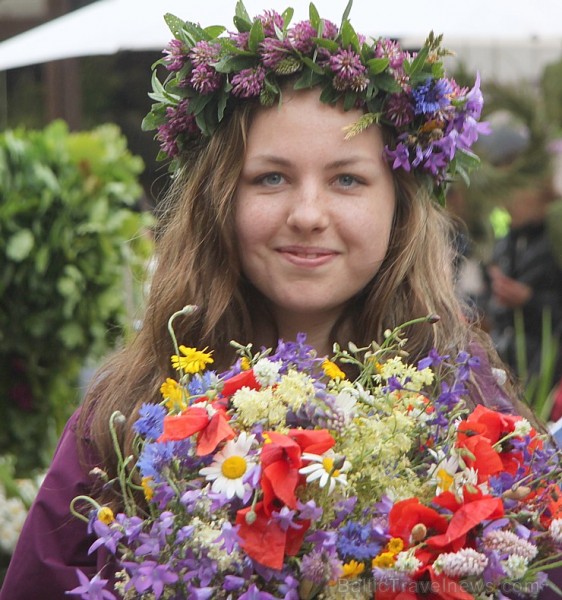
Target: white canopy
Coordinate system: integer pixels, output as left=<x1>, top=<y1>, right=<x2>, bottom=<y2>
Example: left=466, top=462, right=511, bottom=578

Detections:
left=0, top=0, right=561, bottom=72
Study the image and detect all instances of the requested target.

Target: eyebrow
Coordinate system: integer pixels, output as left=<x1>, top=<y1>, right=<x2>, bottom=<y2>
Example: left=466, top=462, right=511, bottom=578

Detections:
left=245, top=154, right=376, bottom=169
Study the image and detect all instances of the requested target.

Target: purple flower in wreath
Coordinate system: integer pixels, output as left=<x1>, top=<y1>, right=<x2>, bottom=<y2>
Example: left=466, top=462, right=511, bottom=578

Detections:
left=288, top=20, right=317, bottom=54
left=257, top=10, right=284, bottom=37
left=385, top=93, right=415, bottom=128
left=231, top=66, right=267, bottom=97
left=189, top=40, right=221, bottom=67
left=162, top=39, right=187, bottom=72
left=260, top=37, right=289, bottom=69
left=329, top=48, right=366, bottom=82
left=384, top=142, right=411, bottom=172
left=375, top=38, right=407, bottom=70
left=190, top=64, right=223, bottom=94
left=157, top=99, right=198, bottom=157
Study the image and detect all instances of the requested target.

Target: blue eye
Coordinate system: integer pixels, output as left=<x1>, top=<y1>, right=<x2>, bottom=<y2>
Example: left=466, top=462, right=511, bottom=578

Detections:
left=338, top=174, right=357, bottom=187
left=261, top=173, right=285, bottom=186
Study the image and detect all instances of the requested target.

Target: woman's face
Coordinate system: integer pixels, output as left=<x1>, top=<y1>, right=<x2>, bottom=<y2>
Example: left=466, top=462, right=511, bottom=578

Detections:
left=234, top=88, right=396, bottom=334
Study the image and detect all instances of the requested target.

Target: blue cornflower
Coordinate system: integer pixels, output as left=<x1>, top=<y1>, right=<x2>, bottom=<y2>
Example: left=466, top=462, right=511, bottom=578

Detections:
left=136, top=441, right=175, bottom=481
left=188, top=370, right=219, bottom=396
left=412, top=78, right=452, bottom=115
left=133, top=403, right=166, bottom=439
left=65, top=570, right=115, bottom=599
left=337, top=521, right=384, bottom=560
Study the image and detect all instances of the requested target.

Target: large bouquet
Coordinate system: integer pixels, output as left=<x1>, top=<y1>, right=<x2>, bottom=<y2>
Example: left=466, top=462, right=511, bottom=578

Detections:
left=69, top=308, right=562, bottom=599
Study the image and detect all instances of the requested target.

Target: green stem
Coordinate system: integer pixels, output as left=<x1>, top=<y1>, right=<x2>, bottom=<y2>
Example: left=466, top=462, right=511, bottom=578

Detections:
left=109, top=411, right=136, bottom=516
left=167, top=305, right=198, bottom=380
left=70, top=495, right=101, bottom=523
left=379, top=314, right=439, bottom=349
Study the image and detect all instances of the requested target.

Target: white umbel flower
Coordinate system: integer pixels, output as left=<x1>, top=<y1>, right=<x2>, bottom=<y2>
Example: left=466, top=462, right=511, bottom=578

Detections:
left=394, top=550, right=422, bottom=574
left=299, top=450, right=351, bottom=495
left=502, top=554, right=529, bottom=580
left=199, top=432, right=256, bottom=499
left=433, top=548, right=488, bottom=577
left=512, top=418, right=532, bottom=437
left=253, top=358, right=282, bottom=387
left=549, top=518, right=562, bottom=544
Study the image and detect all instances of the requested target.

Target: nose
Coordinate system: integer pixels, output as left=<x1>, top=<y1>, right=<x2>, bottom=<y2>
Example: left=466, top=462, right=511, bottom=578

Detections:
left=286, top=182, right=330, bottom=233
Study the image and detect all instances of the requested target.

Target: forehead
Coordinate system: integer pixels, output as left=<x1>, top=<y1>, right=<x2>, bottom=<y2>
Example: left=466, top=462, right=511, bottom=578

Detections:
left=245, top=88, right=385, bottom=157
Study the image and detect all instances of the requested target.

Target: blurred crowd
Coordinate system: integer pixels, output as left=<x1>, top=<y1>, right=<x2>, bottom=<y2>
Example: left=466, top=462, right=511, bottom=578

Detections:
left=449, top=99, right=562, bottom=424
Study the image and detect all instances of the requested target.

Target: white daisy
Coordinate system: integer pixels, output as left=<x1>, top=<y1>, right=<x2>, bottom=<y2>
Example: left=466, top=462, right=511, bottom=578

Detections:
left=299, top=450, right=351, bottom=494
left=199, top=432, right=256, bottom=500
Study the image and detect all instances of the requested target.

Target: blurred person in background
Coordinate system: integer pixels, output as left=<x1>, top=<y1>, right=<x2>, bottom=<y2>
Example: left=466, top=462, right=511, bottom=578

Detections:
left=473, top=98, right=562, bottom=410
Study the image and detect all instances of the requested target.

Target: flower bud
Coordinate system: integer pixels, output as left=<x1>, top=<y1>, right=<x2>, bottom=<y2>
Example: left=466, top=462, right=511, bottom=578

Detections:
left=410, top=523, right=427, bottom=543
left=503, top=485, right=531, bottom=500
left=245, top=510, right=257, bottom=525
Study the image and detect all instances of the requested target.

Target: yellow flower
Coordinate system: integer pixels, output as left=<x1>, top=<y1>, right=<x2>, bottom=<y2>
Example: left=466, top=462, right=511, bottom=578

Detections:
left=160, top=378, right=186, bottom=411
left=372, top=551, right=396, bottom=569
left=322, top=359, right=346, bottom=380
left=240, top=356, right=251, bottom=371
left=341, top=560, right=365, bottom=578
left=141, top=476, right=154, bottom=501
left=97, top=506, right=114, bottom=525
left=387, top=537, right=404, bottom=555
left=436, top=467, right=454, bottom=492
left=171, top=345, right=214, bottom=374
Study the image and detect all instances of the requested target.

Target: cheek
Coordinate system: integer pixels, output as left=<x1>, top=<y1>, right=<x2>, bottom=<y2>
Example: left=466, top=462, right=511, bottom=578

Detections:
left=235, top=199, right=270, bottom=255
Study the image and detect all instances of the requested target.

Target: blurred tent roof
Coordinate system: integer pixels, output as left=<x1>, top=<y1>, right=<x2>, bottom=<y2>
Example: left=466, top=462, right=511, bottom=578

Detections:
left=0, top=0, right=561, bottom=74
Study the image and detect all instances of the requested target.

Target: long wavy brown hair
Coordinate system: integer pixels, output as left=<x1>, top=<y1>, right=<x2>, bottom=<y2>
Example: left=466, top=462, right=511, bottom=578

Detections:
left=78, top=95, right=515, bottom=491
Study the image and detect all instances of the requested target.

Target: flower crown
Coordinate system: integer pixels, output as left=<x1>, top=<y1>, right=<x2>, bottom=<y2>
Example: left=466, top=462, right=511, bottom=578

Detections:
left=142, top=1, right=488, bottom=204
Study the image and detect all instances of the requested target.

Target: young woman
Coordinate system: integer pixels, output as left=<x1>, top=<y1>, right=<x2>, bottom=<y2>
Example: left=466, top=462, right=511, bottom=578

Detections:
left=1, top=3, right=557, bottom=598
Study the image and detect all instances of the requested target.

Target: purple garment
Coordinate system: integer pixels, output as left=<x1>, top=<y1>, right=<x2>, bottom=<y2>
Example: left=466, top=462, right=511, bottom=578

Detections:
left=0, top=410, right=108, bottom=599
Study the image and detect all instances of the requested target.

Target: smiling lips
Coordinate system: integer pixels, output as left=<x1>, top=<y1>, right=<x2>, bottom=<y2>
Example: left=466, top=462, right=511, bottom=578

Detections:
left=277, top=246, right=338, bottom=267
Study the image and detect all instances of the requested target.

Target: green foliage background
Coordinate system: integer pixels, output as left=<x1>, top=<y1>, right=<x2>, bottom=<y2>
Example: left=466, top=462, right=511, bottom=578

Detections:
left=0, top=121, right=153, bottom=475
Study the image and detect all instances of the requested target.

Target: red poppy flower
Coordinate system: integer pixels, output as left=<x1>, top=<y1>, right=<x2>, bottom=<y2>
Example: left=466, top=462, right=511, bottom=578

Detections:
left=388, top=497, right=448, bottom=544
left=457, top=405, right=526, bottom=445
left=456, top=434, right=504, bottom=482
left=259, top=429, right=335, bottom=515
left=157, top=405, right=235, bottom=456
left=426, top=495, right=503, bottom=551
left=236, top=502, right=310, bottom=569
left=221, top=369, right=260, bottom=398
